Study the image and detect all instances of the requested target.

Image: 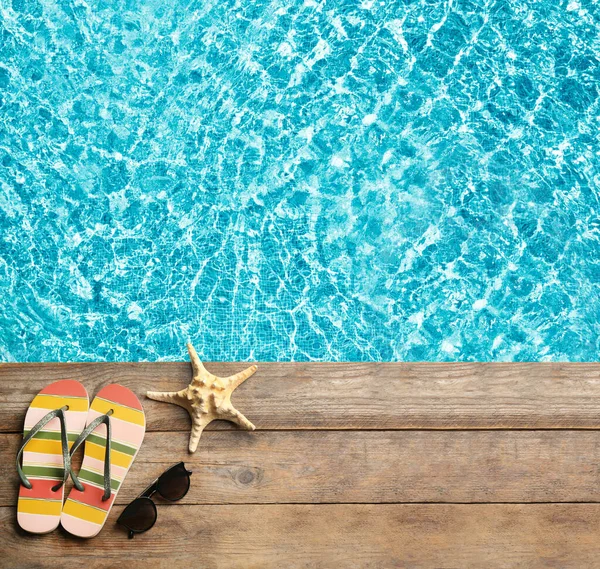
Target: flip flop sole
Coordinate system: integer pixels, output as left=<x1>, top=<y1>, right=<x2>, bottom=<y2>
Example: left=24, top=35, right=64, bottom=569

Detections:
left=61, top=384, right=146, bottom=538
left=17, top=380, right=89, bottom=534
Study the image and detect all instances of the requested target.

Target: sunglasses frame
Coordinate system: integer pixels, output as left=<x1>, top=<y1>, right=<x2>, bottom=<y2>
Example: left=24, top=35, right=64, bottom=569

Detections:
left=117, top=462, right=193, bottom=538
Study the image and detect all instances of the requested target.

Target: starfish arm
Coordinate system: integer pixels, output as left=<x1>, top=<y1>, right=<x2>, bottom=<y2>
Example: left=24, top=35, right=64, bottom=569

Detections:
left=146, top=389, right=189, bottom=410
left=225, top=364, right=258, bottom=390
left=187, top=342, right=210, bottom=379
left=220, top=405, right=256, bottom=431
left=188, top=414, right=211, bottom=453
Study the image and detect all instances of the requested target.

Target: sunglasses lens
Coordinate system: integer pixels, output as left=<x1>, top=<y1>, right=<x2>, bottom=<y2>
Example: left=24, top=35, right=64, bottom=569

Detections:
left=117, top=498, right=156, bottom=533
left=157, top=463, right=190, bottom=501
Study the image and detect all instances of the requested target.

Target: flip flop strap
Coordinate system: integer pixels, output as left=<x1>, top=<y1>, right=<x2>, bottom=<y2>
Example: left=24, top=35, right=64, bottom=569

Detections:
left=69, top=410, right=113, bottom=501
left=16, top=406, right=71, bottom=492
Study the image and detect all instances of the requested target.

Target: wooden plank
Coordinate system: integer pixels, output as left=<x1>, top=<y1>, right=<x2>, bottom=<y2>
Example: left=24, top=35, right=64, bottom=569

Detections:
left=3, top=362, right=600, bottom=432
left=2, top=504, right=600, bottom=568
left=5, top=430, right=600, bottom=506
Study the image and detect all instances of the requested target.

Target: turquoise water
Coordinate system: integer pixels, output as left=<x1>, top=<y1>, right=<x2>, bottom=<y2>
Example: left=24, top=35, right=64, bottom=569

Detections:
left=1, top=0, right=599, bottom=362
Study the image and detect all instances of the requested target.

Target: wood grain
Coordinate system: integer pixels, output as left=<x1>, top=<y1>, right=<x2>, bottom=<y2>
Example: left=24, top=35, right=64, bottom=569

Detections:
left=3, top=362, right=600, bottom=432
left=3, top=504, right=600, bottom=568
left=4, top=430, right=600, bottom=507
left=5, top=362, right=600, bottom=567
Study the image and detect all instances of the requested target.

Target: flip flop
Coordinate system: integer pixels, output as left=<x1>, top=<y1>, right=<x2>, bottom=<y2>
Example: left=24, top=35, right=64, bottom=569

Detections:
left=61, top=384, right=146, bottom=538
left=16, top=380, right=89, bottom=534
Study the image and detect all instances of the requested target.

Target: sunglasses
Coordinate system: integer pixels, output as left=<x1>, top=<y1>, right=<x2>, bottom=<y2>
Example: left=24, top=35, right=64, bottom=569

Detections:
left=117, top=462, right=192, bottom=538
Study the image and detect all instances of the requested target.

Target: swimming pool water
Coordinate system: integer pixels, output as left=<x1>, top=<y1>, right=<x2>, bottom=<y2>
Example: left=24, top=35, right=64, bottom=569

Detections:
left=1, top=0, right=599, bottom=362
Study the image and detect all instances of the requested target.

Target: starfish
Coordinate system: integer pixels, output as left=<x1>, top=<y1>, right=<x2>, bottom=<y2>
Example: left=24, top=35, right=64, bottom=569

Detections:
left=146, top=343, right=257, bottom=452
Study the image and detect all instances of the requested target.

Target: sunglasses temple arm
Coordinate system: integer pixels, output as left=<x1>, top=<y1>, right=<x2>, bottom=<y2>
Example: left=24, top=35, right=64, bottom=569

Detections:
left=177, top=461, right=193, bottom=475
left=128, top=529, right=135, bottom=539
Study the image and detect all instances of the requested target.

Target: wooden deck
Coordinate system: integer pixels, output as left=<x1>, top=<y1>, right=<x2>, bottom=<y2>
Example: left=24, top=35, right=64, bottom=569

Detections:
left=3, top=362, right=600, bottom=567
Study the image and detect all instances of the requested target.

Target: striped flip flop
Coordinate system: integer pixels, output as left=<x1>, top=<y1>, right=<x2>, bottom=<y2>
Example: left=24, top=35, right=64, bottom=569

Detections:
left=16, top=380, right=89, bottom=534
left=61, top=384, right=146, bottom=538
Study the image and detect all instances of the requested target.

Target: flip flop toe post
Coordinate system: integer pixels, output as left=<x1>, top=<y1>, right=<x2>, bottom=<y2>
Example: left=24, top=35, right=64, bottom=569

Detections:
left=61, top=384, right=146, bottom=538
left=17, top=380, right=89, bottom=534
